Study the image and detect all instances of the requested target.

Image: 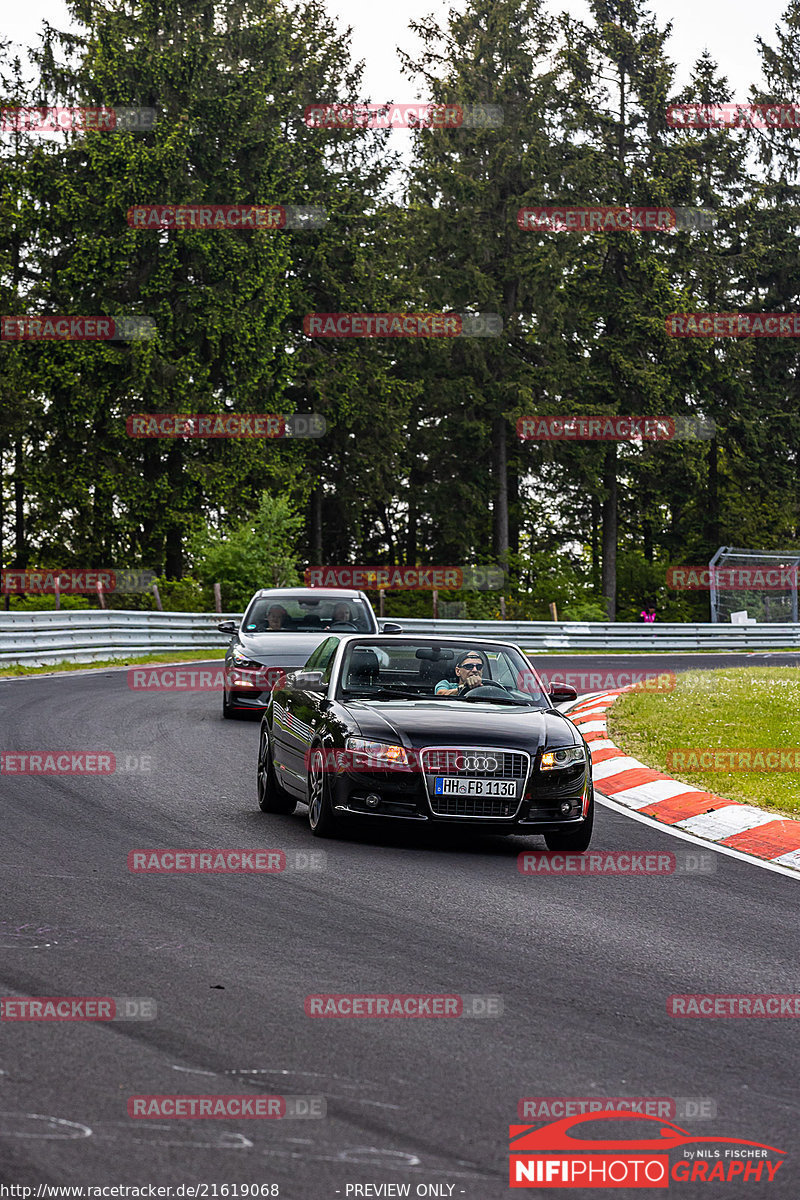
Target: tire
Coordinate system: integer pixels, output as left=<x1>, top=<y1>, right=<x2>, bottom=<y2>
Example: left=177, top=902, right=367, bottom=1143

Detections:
left=544, top=791, right=594, bottom=852
left=307, top=746, right=338, bottom=838
left=257, top=730, right=296, bottom=814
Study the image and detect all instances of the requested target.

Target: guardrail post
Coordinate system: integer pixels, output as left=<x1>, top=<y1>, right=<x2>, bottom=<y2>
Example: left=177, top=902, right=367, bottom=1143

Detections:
left=213, top=582, right=222, bottom=613
left=152, top=582, right=163, bottom=611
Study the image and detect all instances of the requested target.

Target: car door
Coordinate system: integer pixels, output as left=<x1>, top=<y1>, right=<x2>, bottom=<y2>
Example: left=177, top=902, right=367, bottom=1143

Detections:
left=278, top=638, right=340, bottom=785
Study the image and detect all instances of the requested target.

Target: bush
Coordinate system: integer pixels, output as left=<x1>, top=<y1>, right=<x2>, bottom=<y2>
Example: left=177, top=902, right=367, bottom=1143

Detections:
left=190, top=492, right=304, bottom=611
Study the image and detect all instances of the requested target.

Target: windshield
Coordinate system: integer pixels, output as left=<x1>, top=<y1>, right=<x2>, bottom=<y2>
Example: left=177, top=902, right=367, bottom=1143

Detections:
left=338, top=640, right=550, bottom=707
left=243, top=595, right=373, bottom=633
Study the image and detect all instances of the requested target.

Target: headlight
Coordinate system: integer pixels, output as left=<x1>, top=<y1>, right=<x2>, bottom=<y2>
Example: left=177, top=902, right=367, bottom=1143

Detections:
left=540, top=745, right=586, bottom=771
left=231, top=648, right=263, bottom=670
left=345, top=738, right=411, bottom=770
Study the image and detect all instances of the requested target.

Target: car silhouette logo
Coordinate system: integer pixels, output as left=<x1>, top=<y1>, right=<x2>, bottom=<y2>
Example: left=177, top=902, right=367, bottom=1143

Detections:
left=509, top=1113, right=785, bottom=1189
left=455, top=755, right=498, bottom=772
left=510, top=1111, right=784, bottom=1154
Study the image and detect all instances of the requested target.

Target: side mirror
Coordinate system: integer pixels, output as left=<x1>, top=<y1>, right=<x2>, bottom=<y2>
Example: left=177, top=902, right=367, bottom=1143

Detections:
left=217, top=620, right=238, bottom=635
left=549, top=683, right=578, bottom=703
left=293, top=669, right=325, bottom=691
left=380, top=621, right=403, bottom=634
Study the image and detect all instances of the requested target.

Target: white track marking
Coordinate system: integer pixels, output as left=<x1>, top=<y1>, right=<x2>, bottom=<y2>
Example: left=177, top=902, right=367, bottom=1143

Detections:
left=676, top=807, right=776, bottom=839
left=0, top=1113, right=92, bottom=1139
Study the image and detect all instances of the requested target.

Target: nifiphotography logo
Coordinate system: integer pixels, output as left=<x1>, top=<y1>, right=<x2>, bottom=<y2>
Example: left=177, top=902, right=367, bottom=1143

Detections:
left=509, top=1112, right=785, bottom=1187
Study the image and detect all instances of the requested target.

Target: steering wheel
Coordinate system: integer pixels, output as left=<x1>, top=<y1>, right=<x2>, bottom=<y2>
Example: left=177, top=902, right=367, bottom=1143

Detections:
left=327, top=621, right=359, bottom=630
left=461, top=682, right=509, bottom=700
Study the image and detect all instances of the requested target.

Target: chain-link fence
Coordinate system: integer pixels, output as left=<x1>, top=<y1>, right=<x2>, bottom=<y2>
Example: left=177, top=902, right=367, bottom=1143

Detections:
left=709, top=546, right=800, bottom=623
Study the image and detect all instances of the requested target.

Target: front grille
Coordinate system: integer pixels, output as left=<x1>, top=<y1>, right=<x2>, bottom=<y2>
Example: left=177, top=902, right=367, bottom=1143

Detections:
left=420, top=745, right=530, bottom=818
left=432, top=795, right=518, bottom=818
left=421, top=748, right=527, bottom=779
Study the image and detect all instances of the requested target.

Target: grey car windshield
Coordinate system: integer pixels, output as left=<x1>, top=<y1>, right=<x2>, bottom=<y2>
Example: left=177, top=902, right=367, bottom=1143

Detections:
left=338, top=641, right=549, bottom=706
left=243, top=596, right=373, bottom=633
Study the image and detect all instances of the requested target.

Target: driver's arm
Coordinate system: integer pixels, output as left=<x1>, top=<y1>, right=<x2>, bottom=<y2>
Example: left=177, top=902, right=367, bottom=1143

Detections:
left=434, top=679, right=458, bottom=696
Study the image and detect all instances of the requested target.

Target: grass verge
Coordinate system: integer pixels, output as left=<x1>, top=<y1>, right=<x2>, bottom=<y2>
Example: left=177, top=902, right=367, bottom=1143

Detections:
left=607, top=667, right=800, bottom=820
left=0, top=649, right=227, bottom=679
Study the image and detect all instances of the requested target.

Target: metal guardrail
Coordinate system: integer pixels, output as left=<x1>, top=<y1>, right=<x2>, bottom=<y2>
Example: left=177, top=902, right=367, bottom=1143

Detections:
left=398, top=618, right=800, bottom=651
left=0, top=610, right=242, bottom=667
left=0, top=610, right=799, bottom=668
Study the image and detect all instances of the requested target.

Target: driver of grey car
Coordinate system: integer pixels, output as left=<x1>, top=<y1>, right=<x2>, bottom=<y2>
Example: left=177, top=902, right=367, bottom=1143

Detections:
left=326, top=602, right=352, bottom=628
left=266, top=604, right=288, bottom=631
left=435, top=650, right=485, bottom=696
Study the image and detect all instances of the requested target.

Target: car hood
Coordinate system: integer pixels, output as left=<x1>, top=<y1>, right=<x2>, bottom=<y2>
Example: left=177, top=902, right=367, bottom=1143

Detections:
left=345, top=700, right=579, bottom=750
left=236, top=632, right=333, bottom=666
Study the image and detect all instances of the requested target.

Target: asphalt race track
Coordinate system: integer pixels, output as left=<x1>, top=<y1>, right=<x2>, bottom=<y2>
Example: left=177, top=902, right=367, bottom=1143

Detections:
left=1, top=654, right=799, bottom=1197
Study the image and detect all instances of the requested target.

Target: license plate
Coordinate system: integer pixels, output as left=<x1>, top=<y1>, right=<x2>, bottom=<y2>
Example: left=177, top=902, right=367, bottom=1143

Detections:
left=434, top=777, right=516, bottom=797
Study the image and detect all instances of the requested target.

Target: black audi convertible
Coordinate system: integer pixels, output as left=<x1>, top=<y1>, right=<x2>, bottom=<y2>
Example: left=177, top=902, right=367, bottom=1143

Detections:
left=256, top=635, right=594, bottom=849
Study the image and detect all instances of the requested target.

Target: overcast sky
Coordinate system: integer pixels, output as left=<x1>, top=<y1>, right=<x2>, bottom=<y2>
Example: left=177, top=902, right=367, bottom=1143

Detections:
left=3, top=0, right=791, bottom=103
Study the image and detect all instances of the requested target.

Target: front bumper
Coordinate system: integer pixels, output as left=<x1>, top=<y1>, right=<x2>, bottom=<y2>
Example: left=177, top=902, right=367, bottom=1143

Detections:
left=325, top=745, right=590, bottom=831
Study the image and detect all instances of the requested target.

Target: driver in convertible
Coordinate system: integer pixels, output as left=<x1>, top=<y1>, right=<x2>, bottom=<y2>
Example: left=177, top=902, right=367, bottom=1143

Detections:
left=435, top=650, right=486, bottom=696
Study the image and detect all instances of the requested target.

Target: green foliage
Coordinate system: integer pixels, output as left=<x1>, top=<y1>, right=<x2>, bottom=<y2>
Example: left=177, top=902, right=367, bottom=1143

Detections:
left=2, top=0, right=799, bottom=620
left=190, top=491, right=304, bottom=609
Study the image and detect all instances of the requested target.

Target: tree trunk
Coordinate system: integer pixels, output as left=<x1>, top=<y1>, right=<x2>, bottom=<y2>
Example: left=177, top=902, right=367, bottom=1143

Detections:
left=310, top=483, right=323, bottom=564
left=601, top=443, right=617, bottom=620
left=591, top=494, right=601, bottom=594
left=508, top=469, right=520, bottom=556
left=708, top=436, right=719, bottom=552
left=14, top=438, right=26, bottom=567
left=492, top=415, right=509, bottom=567
left=164, top=443, right=184, bottom=579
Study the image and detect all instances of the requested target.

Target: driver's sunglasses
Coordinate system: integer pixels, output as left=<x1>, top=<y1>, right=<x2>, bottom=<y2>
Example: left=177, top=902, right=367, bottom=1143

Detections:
left=459, top=661, right=483, bottom=671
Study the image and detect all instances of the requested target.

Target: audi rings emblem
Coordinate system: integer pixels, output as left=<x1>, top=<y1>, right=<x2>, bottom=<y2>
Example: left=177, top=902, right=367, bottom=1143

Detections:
left=455, top=754, right=499, bottom=772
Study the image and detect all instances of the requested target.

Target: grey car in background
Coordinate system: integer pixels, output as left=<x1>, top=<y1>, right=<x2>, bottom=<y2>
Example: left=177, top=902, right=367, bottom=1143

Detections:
left=218, top=587, right=402, bottom=718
